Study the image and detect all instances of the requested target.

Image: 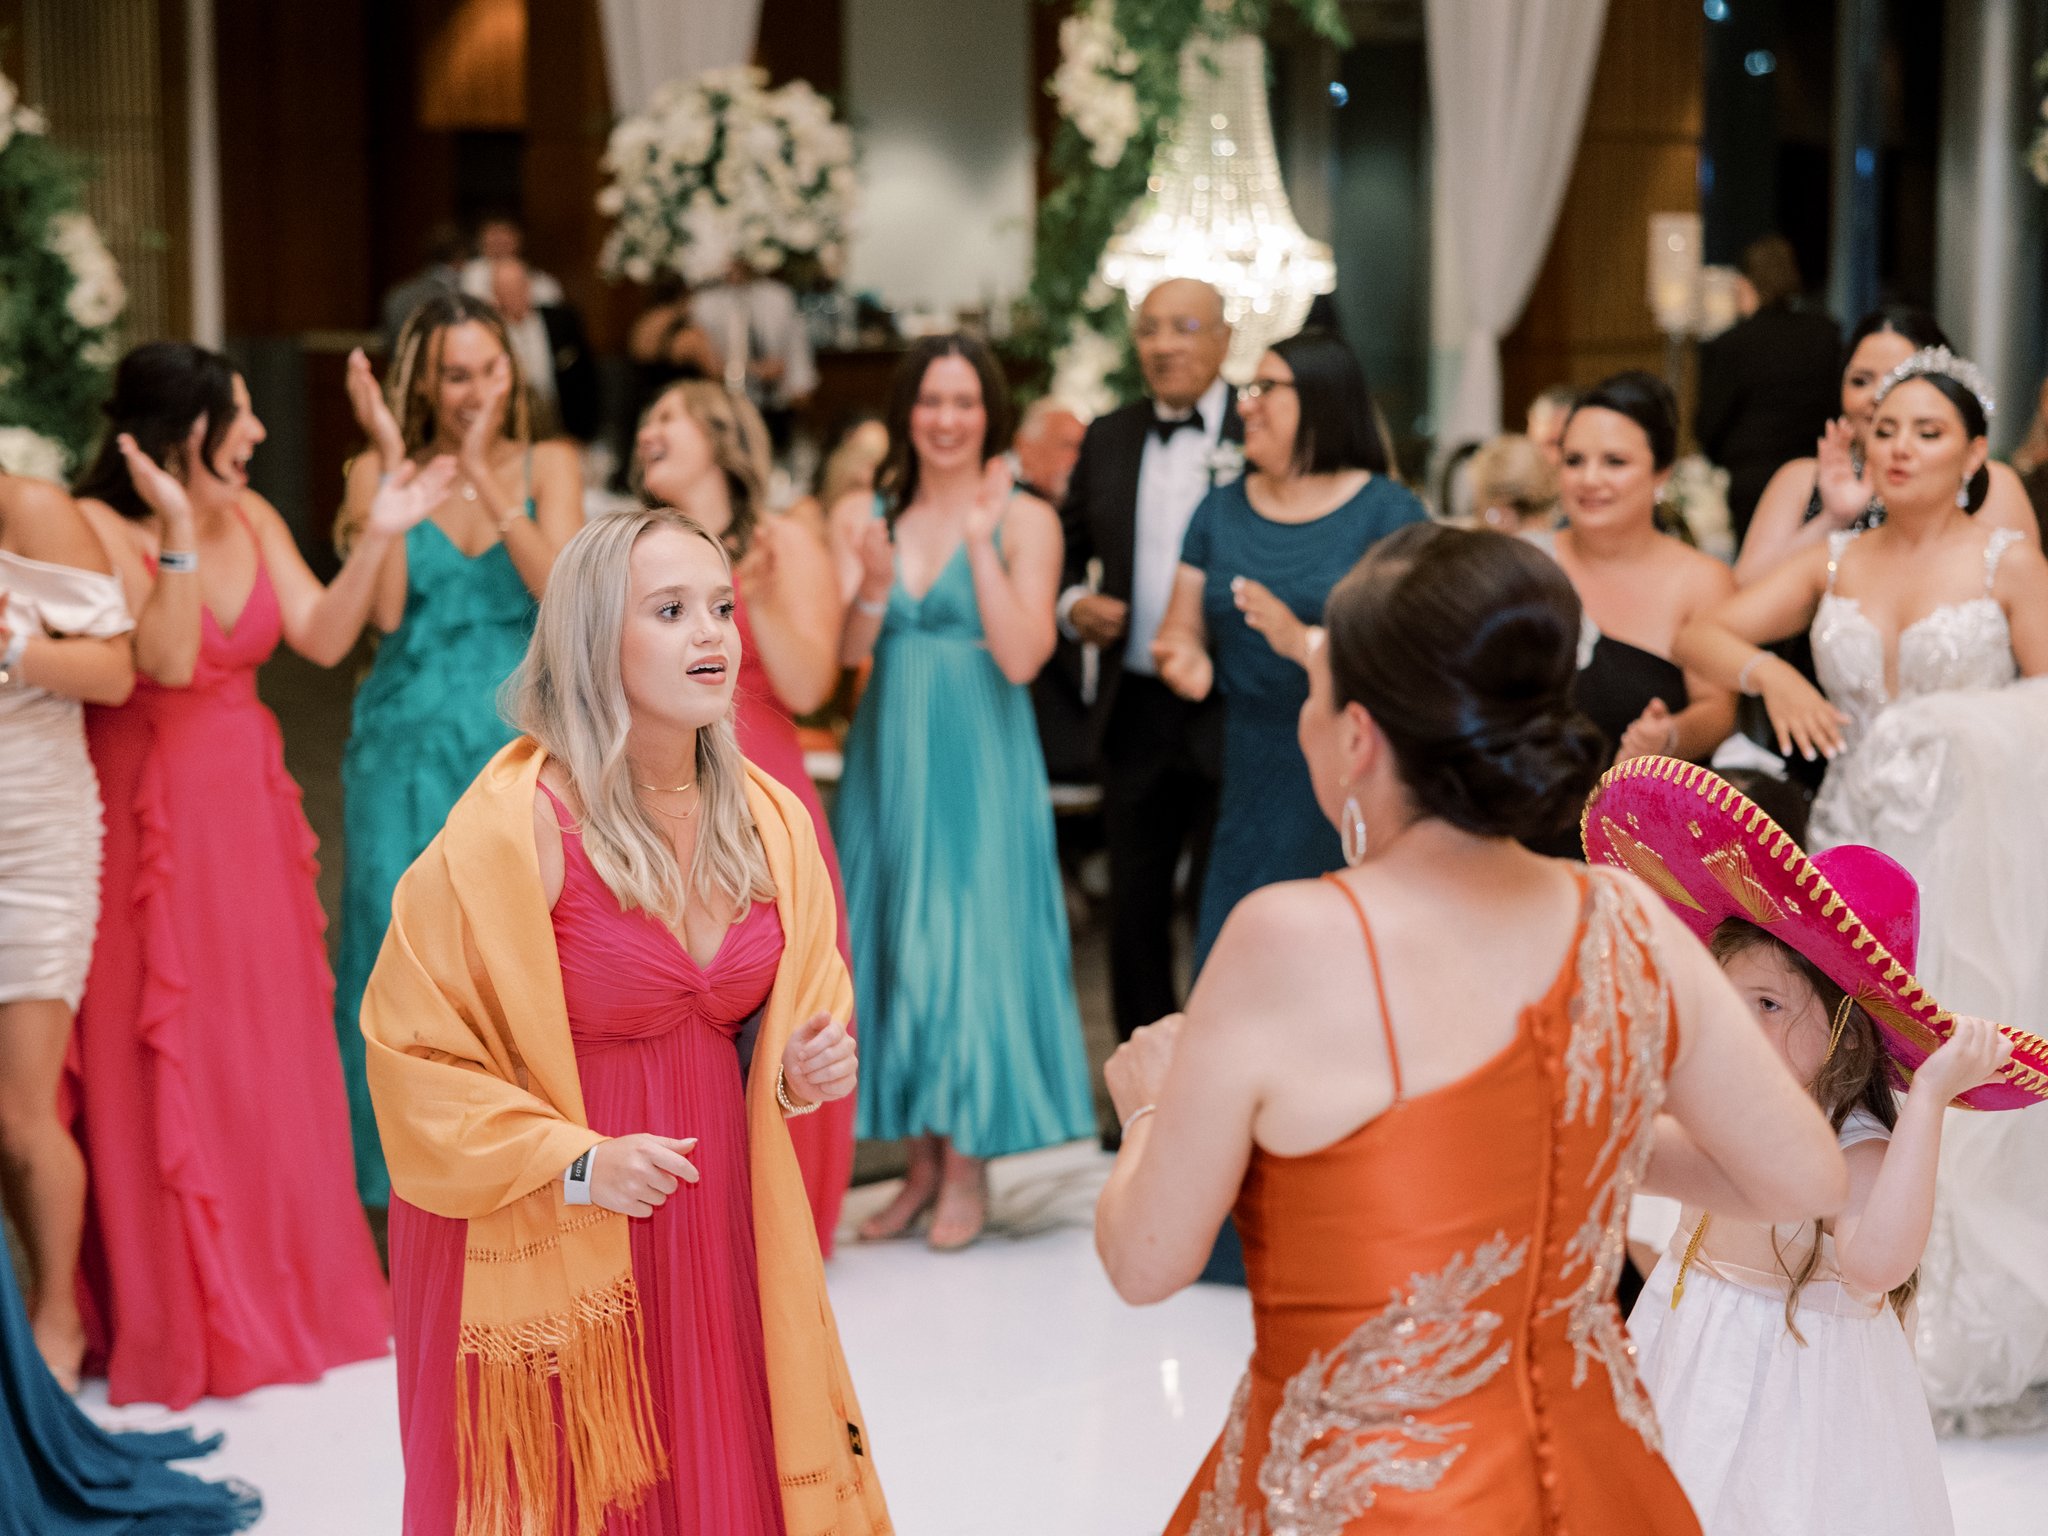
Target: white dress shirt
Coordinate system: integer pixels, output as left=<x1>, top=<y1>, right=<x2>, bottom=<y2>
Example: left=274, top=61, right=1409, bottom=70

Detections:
left=1122, top=377, right=1229, bottom=675
left=688, top=278, right=819, bottom=407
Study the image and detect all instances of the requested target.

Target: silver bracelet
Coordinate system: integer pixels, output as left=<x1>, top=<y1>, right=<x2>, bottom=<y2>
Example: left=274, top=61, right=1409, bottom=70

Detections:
left=1120, top=1103, right=1159, bottom=1133
left=1736, top=651, right=1768, bottom=697
left=157, top=547, right=198, bottom=574
left=854, top=595, right=889, bottom=618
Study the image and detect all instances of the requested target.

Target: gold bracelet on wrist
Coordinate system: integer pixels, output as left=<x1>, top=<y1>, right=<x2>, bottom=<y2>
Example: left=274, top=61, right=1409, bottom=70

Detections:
left=776, top=1066, right=822, bottom=1117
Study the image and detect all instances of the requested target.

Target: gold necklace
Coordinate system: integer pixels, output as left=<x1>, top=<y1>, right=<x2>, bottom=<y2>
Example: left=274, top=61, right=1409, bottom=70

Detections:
left=1669, top=1213, right=1711, bottom=1309
left=637, top=780, right=699, bottom=819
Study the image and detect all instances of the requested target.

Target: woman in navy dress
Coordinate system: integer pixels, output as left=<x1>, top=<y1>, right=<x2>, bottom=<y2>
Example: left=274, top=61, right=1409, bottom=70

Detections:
left=1151, top=330, right=1427, bottom=969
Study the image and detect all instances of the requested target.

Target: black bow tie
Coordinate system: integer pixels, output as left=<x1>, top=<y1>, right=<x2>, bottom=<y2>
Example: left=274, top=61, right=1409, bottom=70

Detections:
left=1152, top=409, right=1204, bottom=445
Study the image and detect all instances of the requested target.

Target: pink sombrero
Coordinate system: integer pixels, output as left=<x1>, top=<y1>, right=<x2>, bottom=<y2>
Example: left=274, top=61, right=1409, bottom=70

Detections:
left=1581, top=756, right=2048, bottom=1111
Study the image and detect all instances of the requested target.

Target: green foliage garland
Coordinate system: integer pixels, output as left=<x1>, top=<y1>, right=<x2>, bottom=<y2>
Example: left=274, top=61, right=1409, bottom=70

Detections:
left=0, top=68, right=125, bottom=478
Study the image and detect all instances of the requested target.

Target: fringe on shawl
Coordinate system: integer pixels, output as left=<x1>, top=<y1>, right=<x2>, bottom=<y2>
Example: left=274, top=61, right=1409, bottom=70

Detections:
left=452, top=1271, right=668, bottom=1536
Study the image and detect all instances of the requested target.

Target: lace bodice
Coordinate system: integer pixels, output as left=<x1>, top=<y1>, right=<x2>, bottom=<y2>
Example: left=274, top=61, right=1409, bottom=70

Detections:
left=1811, top=529, right=2021, bottom=739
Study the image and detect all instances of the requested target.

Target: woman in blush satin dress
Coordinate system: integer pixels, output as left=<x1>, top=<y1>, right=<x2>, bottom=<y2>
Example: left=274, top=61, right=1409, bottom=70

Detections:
left=1097, top=525, right=1847, bottom=1534
left=365, top=508, right=887, bottom=1536
left=0, top=474, right=134, bottom=1391
left=71, top=343, right=446, bottom=1406
left=633, top=379, right=854, bottom=1254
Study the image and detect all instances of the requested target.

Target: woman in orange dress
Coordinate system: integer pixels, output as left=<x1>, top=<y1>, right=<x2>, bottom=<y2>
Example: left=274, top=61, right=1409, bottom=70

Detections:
left=1095, top=523, right=1850, bottom=1534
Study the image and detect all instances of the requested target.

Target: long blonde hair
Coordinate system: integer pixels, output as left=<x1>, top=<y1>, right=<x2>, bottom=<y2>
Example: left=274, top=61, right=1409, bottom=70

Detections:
left=633, top=380, right=773, bottom=557
left=387, top=291, right=533, bottom=457
left=507, top=508, right=775, bottom=923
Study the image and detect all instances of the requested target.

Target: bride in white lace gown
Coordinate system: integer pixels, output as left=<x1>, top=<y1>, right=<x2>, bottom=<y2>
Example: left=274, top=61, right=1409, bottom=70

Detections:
left=1678, top=346, right=2048, bottom=1432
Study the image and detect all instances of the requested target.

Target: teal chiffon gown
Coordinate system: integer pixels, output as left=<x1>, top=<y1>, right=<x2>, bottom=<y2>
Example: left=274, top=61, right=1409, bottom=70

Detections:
left=0, top=1241, right=259, bottom=1533
left=333, top=516, right=536, bottom=1205
left=833, top=514, right=1094, bottom=1159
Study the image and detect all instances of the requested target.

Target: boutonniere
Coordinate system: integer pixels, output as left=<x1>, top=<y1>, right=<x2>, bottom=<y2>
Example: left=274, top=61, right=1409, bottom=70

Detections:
left=1205, top=441, right=1245, bottom=486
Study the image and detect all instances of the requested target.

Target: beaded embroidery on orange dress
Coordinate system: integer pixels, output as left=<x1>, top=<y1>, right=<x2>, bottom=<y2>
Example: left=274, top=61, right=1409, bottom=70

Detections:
left=1164, top=867, right=1701, bottom=1535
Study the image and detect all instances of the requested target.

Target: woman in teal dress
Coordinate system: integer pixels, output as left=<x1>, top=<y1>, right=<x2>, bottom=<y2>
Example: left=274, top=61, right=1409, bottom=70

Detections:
left=1152, top=330, right=1427, bottom=970
left=331, top=294, right=584, bottom=1204
left=830, top=334, right=1093, bottom=1251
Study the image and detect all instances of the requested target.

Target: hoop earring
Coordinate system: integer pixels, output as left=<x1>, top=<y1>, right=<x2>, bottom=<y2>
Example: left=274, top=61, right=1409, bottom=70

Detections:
left=1341, top=795, right=1369, bottom=867
left=1821, top=993, right=1854, bottom=1066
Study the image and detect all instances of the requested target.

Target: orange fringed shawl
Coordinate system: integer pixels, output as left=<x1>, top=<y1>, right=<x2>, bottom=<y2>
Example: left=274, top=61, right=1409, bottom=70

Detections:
left=362, top=738, right=891, bottom=1536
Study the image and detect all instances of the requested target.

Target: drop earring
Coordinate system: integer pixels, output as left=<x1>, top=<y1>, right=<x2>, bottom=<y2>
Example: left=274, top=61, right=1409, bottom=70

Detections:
left=1341, top=795, right=1369, bottom=867
left=1957, top=477, right=1970, bottom=509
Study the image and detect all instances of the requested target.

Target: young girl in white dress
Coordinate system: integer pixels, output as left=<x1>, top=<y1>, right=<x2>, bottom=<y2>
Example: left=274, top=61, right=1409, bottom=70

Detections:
left=1584, top=762, right=2036, bottom=1536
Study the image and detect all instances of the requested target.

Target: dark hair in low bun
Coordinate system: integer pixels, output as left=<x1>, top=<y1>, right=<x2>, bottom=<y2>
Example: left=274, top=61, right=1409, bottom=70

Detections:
left=1324, top=524, right=1605, bottom=841
left=1879, top=370, right=1991, bottom=512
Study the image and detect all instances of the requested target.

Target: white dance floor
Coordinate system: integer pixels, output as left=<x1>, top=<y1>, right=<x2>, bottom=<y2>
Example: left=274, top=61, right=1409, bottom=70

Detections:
left=79, top=1144, right=2047, bottom=1534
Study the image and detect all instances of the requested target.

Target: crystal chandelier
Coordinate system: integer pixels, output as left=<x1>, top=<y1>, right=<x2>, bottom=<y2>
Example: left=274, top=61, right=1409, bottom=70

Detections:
left=1100, top=32, right=1336, bottom=384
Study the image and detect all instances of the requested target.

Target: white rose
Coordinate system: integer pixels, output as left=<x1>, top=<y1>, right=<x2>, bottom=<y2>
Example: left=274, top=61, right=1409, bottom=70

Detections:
left=0, top=427, right=72, bottom=484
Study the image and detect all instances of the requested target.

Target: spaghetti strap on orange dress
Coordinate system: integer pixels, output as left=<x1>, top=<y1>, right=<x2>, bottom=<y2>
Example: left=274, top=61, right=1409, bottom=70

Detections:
left=1165, top=865, right=1701, bottom=1535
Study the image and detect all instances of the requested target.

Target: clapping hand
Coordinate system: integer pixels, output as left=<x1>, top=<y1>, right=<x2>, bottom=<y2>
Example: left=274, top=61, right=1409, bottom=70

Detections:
left=1912, top=1016, right=2015, bottom=1104
left=1815, top=418, right=1873, bottom=528
left=365, top=456, right=460, bottom=538
left=459, top=354, right=515, bottom=481
left=781, top=1012, right=858, bottom=1107
left=735, top=513, right=786, bottom=603
left=1232, top=575, right=1309, bottom=665
left=965, top=457, right=1012, bottom=547
left=345, top=348, right=405, bottom=469
left=1617, top=698, right=1679, bottom=762
left=117, top=429, right=198, bottom=533
left=855, top=519, right=894, bottom=604
left=588, top=1132, right=699, bottom=1219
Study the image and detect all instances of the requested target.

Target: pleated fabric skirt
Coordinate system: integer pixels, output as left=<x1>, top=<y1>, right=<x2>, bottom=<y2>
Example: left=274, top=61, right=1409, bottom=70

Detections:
left=833, top=621, right=1093, bottom=1160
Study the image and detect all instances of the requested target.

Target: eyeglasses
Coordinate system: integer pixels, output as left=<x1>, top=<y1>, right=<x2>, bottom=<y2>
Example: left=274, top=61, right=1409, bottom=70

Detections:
left=1133, top=317, right=1217, bottom=341
left=1236, top=379, right=1295, bottom=402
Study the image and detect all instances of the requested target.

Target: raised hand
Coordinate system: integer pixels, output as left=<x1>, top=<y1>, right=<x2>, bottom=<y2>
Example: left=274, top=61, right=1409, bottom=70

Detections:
left=734, top=512, right=784, bottom=602
left=588, top=1132, right=699, bottom=1219
left=1913, top=1016, right=2016, bottom=1104
left=1814, top=418, right=1872, bottom=528
left=364, top=456, right=460, bottom=538
left=1617, top=697, right=1678, bottom=762
left=117, top=430, right=197, bottom=533
left=855, top=518, right=894, bottom=603
left=460, top=354, right=514, bottom=477
left=1232, top=575, right=1309, bottom=665
left=965, top=456, right=1012, bottom=547
left=782, top=1012, right=858, bottom=1107
left=346, top=348, right=405, bottom=469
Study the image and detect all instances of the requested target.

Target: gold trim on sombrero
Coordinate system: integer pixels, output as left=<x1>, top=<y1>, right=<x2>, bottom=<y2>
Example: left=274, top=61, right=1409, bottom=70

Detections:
left=1700, top=843, right=1784, bottom=926
left=1583, top=756, right=1971, bottom=1085
left=1596, top=816, right=1704, bottom=912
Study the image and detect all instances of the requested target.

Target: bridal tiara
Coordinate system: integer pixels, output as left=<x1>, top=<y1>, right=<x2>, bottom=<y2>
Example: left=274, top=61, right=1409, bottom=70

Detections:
left=1870, top=345, right=1997, bottom=424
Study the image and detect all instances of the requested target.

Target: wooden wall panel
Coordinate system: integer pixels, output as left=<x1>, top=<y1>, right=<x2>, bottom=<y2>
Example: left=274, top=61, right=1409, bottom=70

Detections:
left=758, top=0, right=844, bottom=94
left=1500, top=0, right=1704, bottom=424
left=214, top=0, right=373, bottom=336
left=523, top=0, right=625, bottom=347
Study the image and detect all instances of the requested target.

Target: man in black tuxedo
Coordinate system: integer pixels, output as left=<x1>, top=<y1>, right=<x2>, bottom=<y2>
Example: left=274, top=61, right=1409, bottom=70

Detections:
left=1056, top=277, right=1236, bottom=1046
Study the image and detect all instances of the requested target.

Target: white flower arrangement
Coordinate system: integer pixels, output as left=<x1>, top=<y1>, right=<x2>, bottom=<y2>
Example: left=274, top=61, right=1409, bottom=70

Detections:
left=1204, top=440, right=1246, bottom=486
left=46, top=211, right=126, bottom=330
left=597, top=67, right=856, bottom=290
left=1052, top=1, right=1142, bottom=171
left=1049, top=321, right=1123, bottom=420
left=0, top=426, right=71, bottom=483
left=1667, top=453, right=1733, bottom=562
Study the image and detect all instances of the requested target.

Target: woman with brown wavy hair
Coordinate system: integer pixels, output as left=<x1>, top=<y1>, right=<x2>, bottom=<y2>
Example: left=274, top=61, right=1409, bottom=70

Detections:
left=330, top=293, right=585, bottom=1207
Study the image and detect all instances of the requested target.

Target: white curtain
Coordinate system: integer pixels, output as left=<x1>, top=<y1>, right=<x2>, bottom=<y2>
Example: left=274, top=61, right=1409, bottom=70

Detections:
left=1426, top=0, right=1609, bottom=444
left=599, top=0, right=763, bottom=116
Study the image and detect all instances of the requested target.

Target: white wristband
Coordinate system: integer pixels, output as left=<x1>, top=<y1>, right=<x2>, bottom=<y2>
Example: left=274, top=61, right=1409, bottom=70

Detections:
left=563, top=1145, right=596, bottom=1205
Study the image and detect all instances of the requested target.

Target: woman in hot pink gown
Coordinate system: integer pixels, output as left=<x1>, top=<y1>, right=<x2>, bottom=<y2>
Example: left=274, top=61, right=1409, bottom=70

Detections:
left=635, top=381, right=855, bottom=1254
left=390, top=781, right=790, bottom=1533
left=69, top=344, right=428, bottom=1405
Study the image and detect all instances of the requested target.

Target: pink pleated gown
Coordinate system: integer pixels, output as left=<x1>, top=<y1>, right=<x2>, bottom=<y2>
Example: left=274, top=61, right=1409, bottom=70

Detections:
left=74, top=551, right=391, bottom=1408
left=732, top=589, right=854, bottom=1255
left=389, top=784, right=787, bottom=1535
